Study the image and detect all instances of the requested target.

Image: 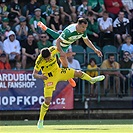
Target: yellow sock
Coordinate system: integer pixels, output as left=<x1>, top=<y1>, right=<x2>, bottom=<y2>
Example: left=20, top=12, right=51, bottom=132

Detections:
left=39, top=103, right=49, bottom=120
left=80, top=72, right=92, bottom=81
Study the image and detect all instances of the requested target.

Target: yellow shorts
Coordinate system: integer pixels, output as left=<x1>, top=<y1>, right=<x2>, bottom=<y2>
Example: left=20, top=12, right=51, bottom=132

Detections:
left=44, top=68, right=75, bottom=97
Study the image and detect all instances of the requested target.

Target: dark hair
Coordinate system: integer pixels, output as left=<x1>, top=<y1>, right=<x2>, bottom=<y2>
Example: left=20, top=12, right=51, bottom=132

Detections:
left=87, top=11, right=94, bottom=16
left=125, top=34, right=132, bottom=40
left=78, top=18, right=88, bottom=25
left=41, top=48, right=51, bottom=58
left=89, top=58, right=96, bottom=64
left=108, top=53, right=114, bottom=58
left=123, top=51, right=130, bottom=55
left=103, top=11, right=109, bottom=14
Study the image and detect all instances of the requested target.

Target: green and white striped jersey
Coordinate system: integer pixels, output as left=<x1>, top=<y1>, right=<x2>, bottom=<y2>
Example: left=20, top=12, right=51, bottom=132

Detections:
left=59, top=24, right=88, bottom=47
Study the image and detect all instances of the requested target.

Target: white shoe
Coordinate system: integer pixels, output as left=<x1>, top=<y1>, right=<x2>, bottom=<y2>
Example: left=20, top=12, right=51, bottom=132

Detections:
left=90, top=75, right=105, bottom=84
left=37, top=120, right=44, bottom=129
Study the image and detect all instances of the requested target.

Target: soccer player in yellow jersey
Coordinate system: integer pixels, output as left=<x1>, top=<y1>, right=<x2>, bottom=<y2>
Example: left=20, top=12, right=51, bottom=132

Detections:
left=33, top=46, right=105, bottom=129
left=37, top=18, right=103, bottom=87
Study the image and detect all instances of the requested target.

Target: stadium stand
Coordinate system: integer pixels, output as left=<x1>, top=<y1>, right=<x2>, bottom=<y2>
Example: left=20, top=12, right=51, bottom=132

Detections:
left=102, top=45, right=119, bottom=61
left=86, top=45, right=103, bottom=66
left=72, top=45, right=86, bottom=67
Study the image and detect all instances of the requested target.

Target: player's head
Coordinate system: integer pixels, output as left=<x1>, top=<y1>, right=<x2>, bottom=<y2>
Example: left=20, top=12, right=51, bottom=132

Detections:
left=77, top=18, right=88, bottom=33
left=41, top=48, right=51, bottom=61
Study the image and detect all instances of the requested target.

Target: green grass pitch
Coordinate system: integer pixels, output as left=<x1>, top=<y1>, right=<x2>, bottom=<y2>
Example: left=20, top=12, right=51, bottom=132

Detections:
left=0, top=119, right=133, bottom=133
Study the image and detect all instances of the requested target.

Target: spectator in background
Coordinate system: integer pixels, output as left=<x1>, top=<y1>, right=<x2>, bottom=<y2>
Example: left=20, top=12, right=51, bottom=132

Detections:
left=0, top=39, right=3, bottom=54
left=121, top=0, right=133, bottom=19
left=0, top=0, right=9, bottom=23
left=45, top=0, right=60, bottom=26
left=131, top=63, right=133, bottom=87
left=8, top=0, right=22, bottom=26
left=77, top=0, right=88, bottom=19
left=0, top=17, right=11, bottom=42
left=13, top=61, right=22, bottom=70
left=49, top=11, right=62, bottom=34
left=37, top=33, right=52, bottom=52
left=26, top=0, right=39, bottom=21
left=0, top=52, right=11, bottom=69
left=60, top=0, right=77, bottom=26
left=121, top=0, right=133, bottom=36
left=121, top=35, right=133, bottom=60
left=15, top=17, right=28, bottom=43
left=86, top=58, right=99, bottom=97
left=119, top=51, right=133, bottom=96
left=100, top=54, right=122, bottom=97
left=88, top=0, right=106, bottom=18
left=67, top=53, right=81, bottom=70
left=86, top=11, right=99, bottom=46
left=21, top=34, right=39, bottom=69
left=104, top=0, right=123, bottom=20
left=40, top=0, right=50, bottom=19
left=3, top=30, right=21, bottom=63
left=29, top=8, right=46, bottom=41
left=113, top=11, right=130, bottom=47
left=98, top=11, right=114, bottom=47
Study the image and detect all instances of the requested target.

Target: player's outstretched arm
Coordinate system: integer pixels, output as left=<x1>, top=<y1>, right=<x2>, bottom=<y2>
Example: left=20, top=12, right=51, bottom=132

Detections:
left=83, top=38, right=103, bottom=57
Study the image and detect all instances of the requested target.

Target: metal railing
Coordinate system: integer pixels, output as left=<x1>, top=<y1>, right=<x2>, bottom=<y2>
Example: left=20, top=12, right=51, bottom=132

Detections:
left=74, top=68, right=133, bottom=102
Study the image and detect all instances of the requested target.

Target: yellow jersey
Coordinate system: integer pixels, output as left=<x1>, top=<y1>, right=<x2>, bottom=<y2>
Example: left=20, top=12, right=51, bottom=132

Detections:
left=100, top=60, right=119, bottom=69
left=86, top=65, right=98, bottom=77
left=34, top=46, right=59, bottom=73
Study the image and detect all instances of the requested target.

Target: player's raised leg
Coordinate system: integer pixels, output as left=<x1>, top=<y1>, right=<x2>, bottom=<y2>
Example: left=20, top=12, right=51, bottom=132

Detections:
left=59, top=56, right=76, bottom=87
left=74, top=70, right=105, bottom=84
left=37, top=21, right=60, bottom=39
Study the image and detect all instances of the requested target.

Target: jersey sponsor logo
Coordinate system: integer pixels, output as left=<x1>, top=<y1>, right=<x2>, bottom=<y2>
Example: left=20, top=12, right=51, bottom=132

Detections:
left=47, top=82, right=53, bottom=86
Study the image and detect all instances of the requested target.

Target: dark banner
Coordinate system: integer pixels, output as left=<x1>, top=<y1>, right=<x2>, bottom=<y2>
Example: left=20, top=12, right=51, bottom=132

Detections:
left=0, top=70, right=73, bottom=110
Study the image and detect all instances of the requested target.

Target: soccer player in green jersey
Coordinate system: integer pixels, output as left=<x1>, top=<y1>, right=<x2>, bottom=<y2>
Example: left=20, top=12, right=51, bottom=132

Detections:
left=37, top=18, right=103, bottom=86
left=33, top=46, right=105, bottom=129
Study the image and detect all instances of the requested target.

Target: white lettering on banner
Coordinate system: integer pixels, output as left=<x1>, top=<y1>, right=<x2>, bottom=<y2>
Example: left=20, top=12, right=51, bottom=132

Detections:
left=0, top=82, right=35, bottom=89
left=8, top=82, right=35, bottom=88
left=32, top=96, right=38, bottom=105
left=0, top=96, right=66, bottom=106
left=50, top=98, right=65, bottom=105
left=0, top=73, right=37, bottom=89
left=1, top=97, right=8, bottom=105
left=10, top=96, right=16, bottom=105
left=0, top=82, right=7, bottom=88
left=0, top=74, right=36, bottom=81
left=24, top=96, right=30, bottom=105
left=17, top=96, right=23, bottom=105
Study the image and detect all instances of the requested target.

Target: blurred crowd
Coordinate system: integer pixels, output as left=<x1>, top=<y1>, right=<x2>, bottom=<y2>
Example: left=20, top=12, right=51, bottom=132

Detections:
left=0, top=0, right=133, bottom=69
left=0, top=0, right=133, bottom=97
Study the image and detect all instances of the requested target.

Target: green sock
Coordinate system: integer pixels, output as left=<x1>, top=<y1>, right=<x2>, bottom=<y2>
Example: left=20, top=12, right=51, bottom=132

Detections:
left=39, top=103, right=49, bottom=120
left=80, top=72, right=92, bottom=81
left=46, top=28, right=60, bottom=39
